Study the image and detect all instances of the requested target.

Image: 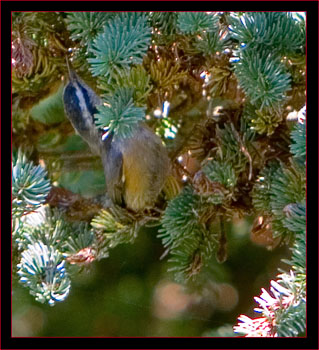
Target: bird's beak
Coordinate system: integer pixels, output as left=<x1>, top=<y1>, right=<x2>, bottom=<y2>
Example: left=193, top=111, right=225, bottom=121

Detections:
left=65, top=55, right=77, bottom=83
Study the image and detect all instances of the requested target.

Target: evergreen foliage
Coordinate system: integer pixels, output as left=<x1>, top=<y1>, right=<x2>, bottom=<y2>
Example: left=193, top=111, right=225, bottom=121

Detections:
left=177, top=12, right=219, bottom=34
left=97, top=64, right=152, bottom=106
left=88, top=12, right=151, bottom=82
left=17, top=241, right=71, bottom=306
left=275, top=301, right=306, bottom=337
left=194, top=31, right=227, bottom=56
left=159, top=186, right=218, bottom=283
left=203, top=160, right=236, bottom=203
left=12, top=150, right=51, bottom=217
left=235, top=116, right=306, bottom=336
left=229, top=12, right=305, bottom=56
left=66, top=12, right=115, bottom=49
left=233, top=49, right=291, bottom=110
left=252, top=162, right=280, bottom=213
left=269, top=160, right=306, bottom=239
left=12, top=12, right=67, bottom=95
left=149, top=57, right=187, bottom=94
left=272, top=272, right=306, bottom=337
left=243, top=103, right=283, bottom=136
left=149, top=12, right=178, bottom=45
left=159, top=186, right=202, bottom=249
left=290, top=120, right=306, bottom=165
left=94, top=87, right=146, bottom=139
left=91, top=208, right=138, bottom=253
left=63, top=222, right=95, bottom=255
left=15, top=206, right=70, bottom=250
left=283, top=201, right=306, bottom=274
left=214, top=121, right=254, bottom=174
left=12, top=11, right=306, bottom=337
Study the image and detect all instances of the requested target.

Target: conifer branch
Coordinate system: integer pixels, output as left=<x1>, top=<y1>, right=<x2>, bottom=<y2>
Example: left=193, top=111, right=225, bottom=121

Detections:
left=88, top=12, right=151, bottom=82
left=94, top=87, right=146, bottom=139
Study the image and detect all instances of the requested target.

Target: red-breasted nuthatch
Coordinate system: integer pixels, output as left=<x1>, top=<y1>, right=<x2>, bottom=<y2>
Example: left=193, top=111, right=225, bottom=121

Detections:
left=63, top=59, right=170, bottom=212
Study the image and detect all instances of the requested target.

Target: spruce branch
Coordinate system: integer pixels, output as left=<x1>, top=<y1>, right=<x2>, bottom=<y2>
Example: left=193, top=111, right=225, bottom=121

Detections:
left=290, top=120, right=306, bottom=165
left=269, top=160, right=306, bottom=239
left=66, top=12, right=115, bottom=49
left=283, top=202, right=306, bottom=236
left=252, top=161, right=280, bottom=213
left=17, top=241, right=71, bottom=306
left=282, top=201, right=306, bottom=274
left=159, top=186, right=219, bottom=283
left=202, top=160, right=236, bottom=204
left=194, top=31, right=228, bottom=56
left=177, top=12, right=219, bottom=34
left=90, top=208, right=139, bottom=260
left=234, top=99, right=306, bottom=337
left=97, top=64, right=152, bottom=106
left=243, top=103, right=283, bottom=136
left=149, top=57, right=187, bottom=93
left=168, top=230, right=216, bottom=284
left=229, top=121, right=253, bottom=180
left=15, top=205, right=70, bottom=251
left=158, top=186, right=202, bottom=249
left=12, top=149, right=51, bottom=217
left=63, top=222, right=95, bottom=255
left=229, top=12, right=305, bottom=56
left=12, top=97, right=31, bottom=133
left=94, top=87, right=146, bottom=139
left=150, top=12, right=178, bottom=34
left=64, top=222, right=96, bottom=266
left=275, top=300, right=306, bottom=337
left=12, top=12, right=67, bottom=95
left=149, top=12, right=178, bottom=45
left=234, top=271, right=306, bottom=337
left=207, top=65, right=233, bottom=97
left=251, top=159, right=305, bottom=242
left=215, top=123, right=252, bottom=174
left=233, top=49, right=291, bottom=110
left=88, top=12, right=151, bottom=82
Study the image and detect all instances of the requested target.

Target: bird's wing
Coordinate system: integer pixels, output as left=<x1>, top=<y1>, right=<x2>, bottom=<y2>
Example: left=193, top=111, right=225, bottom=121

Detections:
left=101, top=138, right=125, bottom=207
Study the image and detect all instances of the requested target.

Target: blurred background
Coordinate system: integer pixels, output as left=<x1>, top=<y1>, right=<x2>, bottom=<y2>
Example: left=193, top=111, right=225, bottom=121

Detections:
left=12, top=209, right=289, bottom=337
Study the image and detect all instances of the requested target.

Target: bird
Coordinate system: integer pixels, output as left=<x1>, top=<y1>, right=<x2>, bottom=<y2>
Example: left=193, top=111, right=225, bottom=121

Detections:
left=63, top=57, right=103, bottom=156
left=63, top=57, right=170, bottom=212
